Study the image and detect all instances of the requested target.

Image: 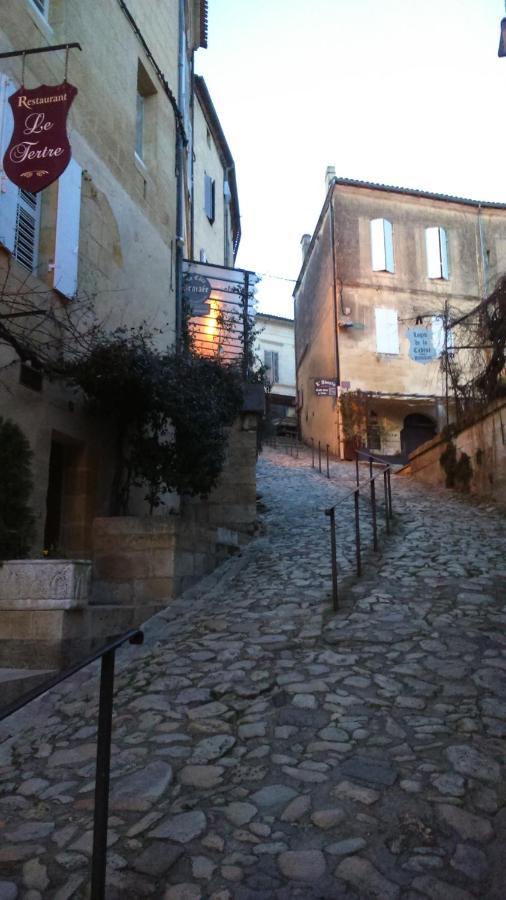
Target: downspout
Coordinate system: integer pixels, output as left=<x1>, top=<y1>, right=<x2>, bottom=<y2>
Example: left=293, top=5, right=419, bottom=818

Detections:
left=477, top=203, right=488, bottom=300
left=175, top=0, right=186, bottom=350
left=329, top=185, right=342, bottom=455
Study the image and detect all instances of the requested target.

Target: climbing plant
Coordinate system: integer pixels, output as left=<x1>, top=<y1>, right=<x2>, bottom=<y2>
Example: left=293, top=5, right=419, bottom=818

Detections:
left=0, top=417, right=35, bottom=559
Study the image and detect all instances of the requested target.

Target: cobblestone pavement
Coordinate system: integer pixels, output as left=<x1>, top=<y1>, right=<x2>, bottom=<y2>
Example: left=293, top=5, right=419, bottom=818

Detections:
left=1, top=447, right=506, bottom=900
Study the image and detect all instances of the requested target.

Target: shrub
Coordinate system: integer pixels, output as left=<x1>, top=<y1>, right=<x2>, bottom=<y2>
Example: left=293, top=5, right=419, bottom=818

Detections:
left=0, top=417, right=35, bottom=559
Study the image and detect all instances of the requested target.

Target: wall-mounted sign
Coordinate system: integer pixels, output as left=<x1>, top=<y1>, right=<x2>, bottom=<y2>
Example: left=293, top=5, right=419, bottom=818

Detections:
left=407, top=327, right=437, bottom=364
left=314, top=378, right=338, bottom=397
left=3, top=82, right=78, bottom=193
left=183, top=273, right=212, bottom=316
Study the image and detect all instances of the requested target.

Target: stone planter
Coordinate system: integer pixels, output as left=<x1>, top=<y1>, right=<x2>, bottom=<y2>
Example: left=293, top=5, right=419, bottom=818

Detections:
left=0, top=559, right=91, bottom=610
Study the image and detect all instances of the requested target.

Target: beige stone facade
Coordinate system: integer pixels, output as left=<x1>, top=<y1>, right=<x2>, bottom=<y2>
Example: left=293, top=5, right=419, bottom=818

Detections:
left=294, top=175, right=506, bottom=459
left=0, top=0, right=242, bottom=558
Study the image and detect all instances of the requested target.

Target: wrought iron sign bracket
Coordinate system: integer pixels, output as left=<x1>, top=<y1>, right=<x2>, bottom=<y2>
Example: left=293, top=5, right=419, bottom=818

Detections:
left=0, top=42, right=82, bottom=61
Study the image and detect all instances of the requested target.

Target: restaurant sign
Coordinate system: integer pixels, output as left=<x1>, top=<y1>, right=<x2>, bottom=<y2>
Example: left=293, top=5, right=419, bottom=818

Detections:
left=3, top=82, right=78, bottom=193
left=314, top=378, right=338, bottom=397
left=183, top=273, right=212, bottom=316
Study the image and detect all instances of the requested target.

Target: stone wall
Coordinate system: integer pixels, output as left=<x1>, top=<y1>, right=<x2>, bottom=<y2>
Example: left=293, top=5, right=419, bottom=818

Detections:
left=406, top=400, right=506, bottom=505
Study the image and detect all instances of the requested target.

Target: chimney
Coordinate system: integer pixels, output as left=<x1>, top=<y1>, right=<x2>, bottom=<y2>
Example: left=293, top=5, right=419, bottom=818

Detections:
left=300, top=233, right=311, bottom=261
left=325, top=165, right=336, bottom=192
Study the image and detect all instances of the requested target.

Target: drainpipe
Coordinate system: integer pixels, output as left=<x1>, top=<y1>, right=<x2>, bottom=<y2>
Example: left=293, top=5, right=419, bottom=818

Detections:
left=329, top=187, right=342, bottom=455
left=175, top=0, right=186, bottom=350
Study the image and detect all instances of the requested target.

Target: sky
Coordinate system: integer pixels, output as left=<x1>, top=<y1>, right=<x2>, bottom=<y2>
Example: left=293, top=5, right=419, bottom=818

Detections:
left=195, top=0, right=506, bottom=318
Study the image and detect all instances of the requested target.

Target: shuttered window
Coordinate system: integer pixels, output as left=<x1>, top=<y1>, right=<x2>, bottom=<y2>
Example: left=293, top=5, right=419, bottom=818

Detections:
left=204, top=173, right=215, bottom=224
left=31, top=0, right=49, bottom=16
left=375, top=308, right=399, bottom=354
left=370, top=218, right=394, bottom=273
left=264, top=350, right=279, bottom=384
left=431, top=316, right=453, bottom=355
left=14, top=190, right=41, bottom=272
left=0, top=75, right=41, bottom=272
left=425, top=227, right=449, bottom=279
left=53, top=159, right=82, bottom=299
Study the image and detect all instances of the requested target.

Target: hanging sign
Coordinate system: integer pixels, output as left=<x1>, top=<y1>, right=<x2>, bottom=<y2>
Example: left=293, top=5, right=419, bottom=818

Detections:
left=407, top=327, right=438, bottom=364
left=3, top=81, right=77, bottom=193
left=183, top=273, right=212, bottom=316
left=314, top=378, right=338, bottom=397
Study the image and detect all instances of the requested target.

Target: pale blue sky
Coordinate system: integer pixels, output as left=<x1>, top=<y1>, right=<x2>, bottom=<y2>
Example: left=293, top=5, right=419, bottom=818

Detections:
left=196, top=0, right=506, bottom=316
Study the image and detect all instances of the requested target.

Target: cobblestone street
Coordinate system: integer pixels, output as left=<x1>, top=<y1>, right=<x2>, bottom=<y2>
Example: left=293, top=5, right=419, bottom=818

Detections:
left=1, top=447, right=506, bottom=900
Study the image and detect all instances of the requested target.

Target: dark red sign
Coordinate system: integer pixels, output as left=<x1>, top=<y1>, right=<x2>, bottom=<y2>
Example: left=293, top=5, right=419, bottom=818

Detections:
left=3, top=82, right=77, bottom=193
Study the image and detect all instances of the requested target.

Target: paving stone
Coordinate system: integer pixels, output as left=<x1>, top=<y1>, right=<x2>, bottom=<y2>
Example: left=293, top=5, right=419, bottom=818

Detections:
left=278, top=850, right=326, bottom=881
left=446, top=744, right=501, bottom=782
left=4, top=823, right=54, bottom=843
left=310, top=807, right=345, bottom=829
left=411, top=875, right=475, bottom=900
left=223, top=802, right=257, bottom=825
left=150, top=810, right=207, bottom=843
left=22, top=859, right=48, bottom=891
left=110, top=761, right=173, bottom=811
left=326, top=837, right=366, bottom=856
left=191, top=856, right=216, bottom=879
left=331, top=780, right=380, bottom=805
left=250, top=784, right=297, bottom=810
left=0, top=884, right=18, bottom=900
left=436, top=804, right=494, bottom=842
left=163, top=885, right=202, bottom=900
left=133, top=842, right=183, bottom=876
left=192, top=735, right=236, bottom=763
left=450, top=843, right=489, bottom=881
left=280, top=794, right=311, bottom=822
left=179, top=765, right=224, bottom=788
left=335, top=856, right=400, bottom=899
left=340, top=756, right=397, bottom=786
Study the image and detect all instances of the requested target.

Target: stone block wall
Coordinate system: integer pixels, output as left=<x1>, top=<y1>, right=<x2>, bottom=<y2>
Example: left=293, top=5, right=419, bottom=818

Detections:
left=407, top=400, right=506, bottom=505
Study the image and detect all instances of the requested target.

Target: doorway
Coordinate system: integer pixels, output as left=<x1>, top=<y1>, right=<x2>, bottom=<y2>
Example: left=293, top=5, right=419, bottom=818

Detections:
left=401, top=413, right=437, bottom=459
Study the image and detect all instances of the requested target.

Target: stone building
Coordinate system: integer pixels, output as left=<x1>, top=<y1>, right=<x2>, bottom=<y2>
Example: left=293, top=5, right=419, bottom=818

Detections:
left=0, top=1, right=262, bottom=666
left=255, top=312, right=296, bottom=432
left=294, top=169, right=506, bottom=460
left=0, top=0, right=238, bottom=556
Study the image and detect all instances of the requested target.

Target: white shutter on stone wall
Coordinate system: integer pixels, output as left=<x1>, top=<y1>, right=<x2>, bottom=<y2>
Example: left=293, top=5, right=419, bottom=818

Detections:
left=0, top=74, right=18, bottom=252
left=53, top=159, right=82, bottom=299
left=375, top=307, right=399, bottom=354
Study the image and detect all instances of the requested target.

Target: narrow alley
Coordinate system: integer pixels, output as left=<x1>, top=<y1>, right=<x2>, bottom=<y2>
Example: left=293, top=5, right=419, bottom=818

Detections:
left=1, top=448, right=505, bottom=900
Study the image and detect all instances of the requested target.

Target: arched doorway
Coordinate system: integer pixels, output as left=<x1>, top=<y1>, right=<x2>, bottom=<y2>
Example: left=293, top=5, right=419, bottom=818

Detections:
left=401, top=413, right=436, bottom=458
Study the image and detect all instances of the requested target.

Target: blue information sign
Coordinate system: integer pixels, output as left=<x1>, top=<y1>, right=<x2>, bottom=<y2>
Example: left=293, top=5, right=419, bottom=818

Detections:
left=407, top=327, right=437, bottom=364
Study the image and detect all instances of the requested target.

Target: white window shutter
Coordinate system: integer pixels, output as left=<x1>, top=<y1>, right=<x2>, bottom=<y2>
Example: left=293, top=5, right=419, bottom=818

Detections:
left=0, top=74, right=19, bottom=253
left=426, top=226, right=442, bottom=278
left=370, top=218, right=385, bottom=271
left=375, top=308, right=399, bottom=354
left=54, top=159, right=82, bottom=299
left=431, top=316, right=445, bottom=355
left=439, top=228, right=449, bottom=279
left=384, top=219, right=394, bottom=273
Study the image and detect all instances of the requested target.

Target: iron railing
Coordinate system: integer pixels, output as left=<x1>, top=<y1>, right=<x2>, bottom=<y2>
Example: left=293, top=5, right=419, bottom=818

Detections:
left=324, top=449, right=394, bottom=611
left=0, top=628, right=144, bottom=900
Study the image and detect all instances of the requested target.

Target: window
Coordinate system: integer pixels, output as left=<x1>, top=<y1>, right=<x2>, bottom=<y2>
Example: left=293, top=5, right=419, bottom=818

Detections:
left=264, top=350, right=279, bottom=384
left=14, top=189, right=41, bottom=272
left=370, top=218, right=394, bottom=273
left=135, top=62, right=156, bottom=164
left=204, top=173, right=215, bottom=224
left=30, top=0, right=49, bottom=17
left=425, top=226, right=449, bottom=279
left=375, top=308, right=399, bottom=354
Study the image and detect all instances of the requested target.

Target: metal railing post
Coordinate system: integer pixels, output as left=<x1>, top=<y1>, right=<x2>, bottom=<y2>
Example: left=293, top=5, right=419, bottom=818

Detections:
left=311, top=438, right=315, bottom=468
left=387, top=468, right=393, bottom=517
left=370, top=476, right=378, bottom=552
left=383, top=470, right=390, bottom=534
left=91, top=649, right=116, bottom=900
left=354, top=488, right=361, bottom=576
left=355, top=452, right=359, bottom=487
left=326, top=444, right=330, bottom=478
left=318, top=440, right=322, bottom=473
left=326, top=507, right=339, bottom=611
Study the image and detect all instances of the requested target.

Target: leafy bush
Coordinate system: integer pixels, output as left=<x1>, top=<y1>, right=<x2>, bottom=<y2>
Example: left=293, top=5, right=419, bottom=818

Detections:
left=64, top=330, right=244, bottom=514
left=0, top=417, right=35, bottom=559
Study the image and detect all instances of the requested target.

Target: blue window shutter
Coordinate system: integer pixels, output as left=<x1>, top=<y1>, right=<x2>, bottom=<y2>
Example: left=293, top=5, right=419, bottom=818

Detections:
left=375, top=307, right=399, bottom=354
left=53, top=159, right=82, bottom=299
left=439, top=228, right=449, bottom=280
left=370, top=218, right=385, bottom=270
left=0, top=75, right=18, bottom=253
left=426, top=227, right=441, bottom=278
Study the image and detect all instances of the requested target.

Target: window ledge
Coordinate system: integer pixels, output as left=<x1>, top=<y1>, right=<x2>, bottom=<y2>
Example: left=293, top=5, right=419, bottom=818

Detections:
left=25, top=0, right=53, bottom=40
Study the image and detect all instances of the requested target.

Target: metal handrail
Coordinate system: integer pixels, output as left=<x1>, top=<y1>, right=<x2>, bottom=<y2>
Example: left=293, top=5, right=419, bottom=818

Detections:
left=0, top=628, right=144, bottom=900
left=324, top=450, right=394, bottom=611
